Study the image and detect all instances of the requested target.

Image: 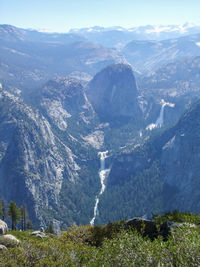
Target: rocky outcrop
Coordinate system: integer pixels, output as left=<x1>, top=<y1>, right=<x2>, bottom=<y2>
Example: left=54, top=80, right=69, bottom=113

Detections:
left=0, top=88, right=81, bottom=226
left=3, top=235, right=20, bottom=245
left=0, top=220, right=8, bottom=235
left=0, top=231, right=20, bottom=248
left=125, top=218, right=158, bottom=240
left=31, top=231, right=47, bottom=238
left=0, top=244, right=7, bottom=250
left=0, top=219, right=19, bottom=248
left=40, top=77, right=94, bottom=131
left=86, top=64, right=142, bottom=124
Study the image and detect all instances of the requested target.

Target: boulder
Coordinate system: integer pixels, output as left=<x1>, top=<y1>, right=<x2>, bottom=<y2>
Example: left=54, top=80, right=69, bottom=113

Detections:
left=31, top=230, right=46, bottom=238
left=0, top=234, right=20, bottom=247
left=125, top=218, right=158, bottom=240
left=3, top=234, right=20, bottom=244
left=0, top=219, right=8, bottom=235
left=0, top=244, right=7, bottom=250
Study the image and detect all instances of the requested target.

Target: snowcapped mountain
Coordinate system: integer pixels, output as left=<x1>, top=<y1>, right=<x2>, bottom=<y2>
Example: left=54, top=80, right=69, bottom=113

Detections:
left=69, top=23, right=200, bottom=48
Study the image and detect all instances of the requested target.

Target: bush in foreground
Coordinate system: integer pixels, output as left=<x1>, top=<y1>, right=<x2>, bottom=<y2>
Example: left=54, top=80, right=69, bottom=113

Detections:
left=0, top=212, right=200, bottom=266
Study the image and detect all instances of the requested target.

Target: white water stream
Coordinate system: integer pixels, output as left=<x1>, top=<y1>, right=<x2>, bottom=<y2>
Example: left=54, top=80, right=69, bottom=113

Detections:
left=146, top=99, right=175, bottom=130
left=90, top=151, right=110, bottom=225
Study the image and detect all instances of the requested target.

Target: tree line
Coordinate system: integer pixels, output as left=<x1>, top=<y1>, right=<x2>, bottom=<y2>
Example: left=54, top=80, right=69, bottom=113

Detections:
left=0, top=199, right=33, bottom=230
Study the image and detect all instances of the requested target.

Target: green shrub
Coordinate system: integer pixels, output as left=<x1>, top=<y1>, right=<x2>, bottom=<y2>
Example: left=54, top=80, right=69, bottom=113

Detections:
left=0, top=213, right=200, bottom=266
left=153, top=210, right=200, bottom=225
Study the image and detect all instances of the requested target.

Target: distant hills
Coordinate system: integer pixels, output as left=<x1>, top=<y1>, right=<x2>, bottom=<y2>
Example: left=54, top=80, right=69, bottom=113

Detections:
left=123, top=33, right=200, bottom=73
left=69, top=23, right=200, bottom=48
left=0, top=24, right=126, bottom=93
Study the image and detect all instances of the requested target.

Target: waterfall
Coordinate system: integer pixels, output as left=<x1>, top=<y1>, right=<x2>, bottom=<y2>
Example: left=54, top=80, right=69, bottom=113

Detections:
left=146, top=99, right=175, bottom=130
left=155, top=104, right=165, bottom=127
left=90, top=151, right=110, bottom=225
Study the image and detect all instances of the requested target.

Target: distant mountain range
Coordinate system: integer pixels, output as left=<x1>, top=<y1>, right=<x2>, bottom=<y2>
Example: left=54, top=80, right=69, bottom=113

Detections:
left=140, top=55, right=200, bottom=92
left=0, top=25, right=126, bottom=94
left=69, top=23, right=200, bottom=48
left=123, top=33, right=200, bottom=73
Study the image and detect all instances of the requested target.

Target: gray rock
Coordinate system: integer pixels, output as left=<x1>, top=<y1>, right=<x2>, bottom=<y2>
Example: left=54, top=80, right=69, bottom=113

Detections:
left=3, top=234, right=20, bottom=244
left=0, top=87, right=81, bottom=227
left=86, top=63, right=142, bottom=124
left=31, top=231, right=47, bottom=238
left=0, top=220, right=8, bottom=235
left=0, top=244, right=7, bottom=250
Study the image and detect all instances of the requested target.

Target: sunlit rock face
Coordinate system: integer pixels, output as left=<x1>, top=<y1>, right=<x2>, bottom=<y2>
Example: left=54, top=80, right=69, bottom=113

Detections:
left=40, top=78, right=88, bottom=130
left=86, top=64, right=142, bottom=125
left=0, top=87, right=80, bottom=226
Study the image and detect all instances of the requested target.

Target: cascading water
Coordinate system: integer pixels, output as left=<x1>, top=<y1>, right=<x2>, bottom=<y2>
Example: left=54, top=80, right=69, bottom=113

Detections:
left=155, top=104, right=165, bottom=127
left=90, top=151, right=110, bottom=225
left=146, top=99, right=175, bottom=130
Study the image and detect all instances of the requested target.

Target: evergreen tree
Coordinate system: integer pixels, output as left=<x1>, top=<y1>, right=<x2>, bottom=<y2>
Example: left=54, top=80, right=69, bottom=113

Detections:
left=20, top=205, right=28, bottom=231
left=45, top=223, right=54, bottom=234
left=0, top=199, right=6, bottom=220
left=26, top=220, right=33, bottom=230
left=8, top=201, right=21, bottom=230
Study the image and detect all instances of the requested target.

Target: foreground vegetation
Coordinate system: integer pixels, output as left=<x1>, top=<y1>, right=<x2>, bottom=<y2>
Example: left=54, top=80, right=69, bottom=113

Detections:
left=1, top=211, right=200, bottom=266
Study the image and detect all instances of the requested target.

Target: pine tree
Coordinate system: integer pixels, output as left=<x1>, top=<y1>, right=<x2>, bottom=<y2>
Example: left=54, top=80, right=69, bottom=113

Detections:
left=20, top=205, right=28, bottom=231
left=26, top=220, right=33, bottom=230
left=0, top=199, right=6, bottom=220
left=8, top=201, right=21, bottom=230
left=45, top=223, right=54, bottom=234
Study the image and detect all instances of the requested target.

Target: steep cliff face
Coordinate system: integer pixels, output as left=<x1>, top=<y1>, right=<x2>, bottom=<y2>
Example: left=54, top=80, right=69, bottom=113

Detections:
left=86, top=64, right=142, bottom=125
left=97, top=100, right=200, bottom=223
left=0, top=87, right=82, bottom=226
left=40, top=77, right=92, bottom=130
left=160, top=100, right=200, bottom=211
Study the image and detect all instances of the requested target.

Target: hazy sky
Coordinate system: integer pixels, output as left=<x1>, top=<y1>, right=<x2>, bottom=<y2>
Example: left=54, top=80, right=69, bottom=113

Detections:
left=1, top=0, right=200, bottom=32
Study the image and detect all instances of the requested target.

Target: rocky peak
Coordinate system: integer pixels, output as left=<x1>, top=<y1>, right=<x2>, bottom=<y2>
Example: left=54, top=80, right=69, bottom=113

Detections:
left=40, top=77, right=94, bottom=131
left=86, top=63, right=142, bottom=123
left=0, top=24, right=26, bottom=42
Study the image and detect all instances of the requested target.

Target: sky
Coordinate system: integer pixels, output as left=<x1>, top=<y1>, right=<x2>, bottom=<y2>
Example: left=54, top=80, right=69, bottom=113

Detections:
left=1, top=0, right=200, bottom=32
